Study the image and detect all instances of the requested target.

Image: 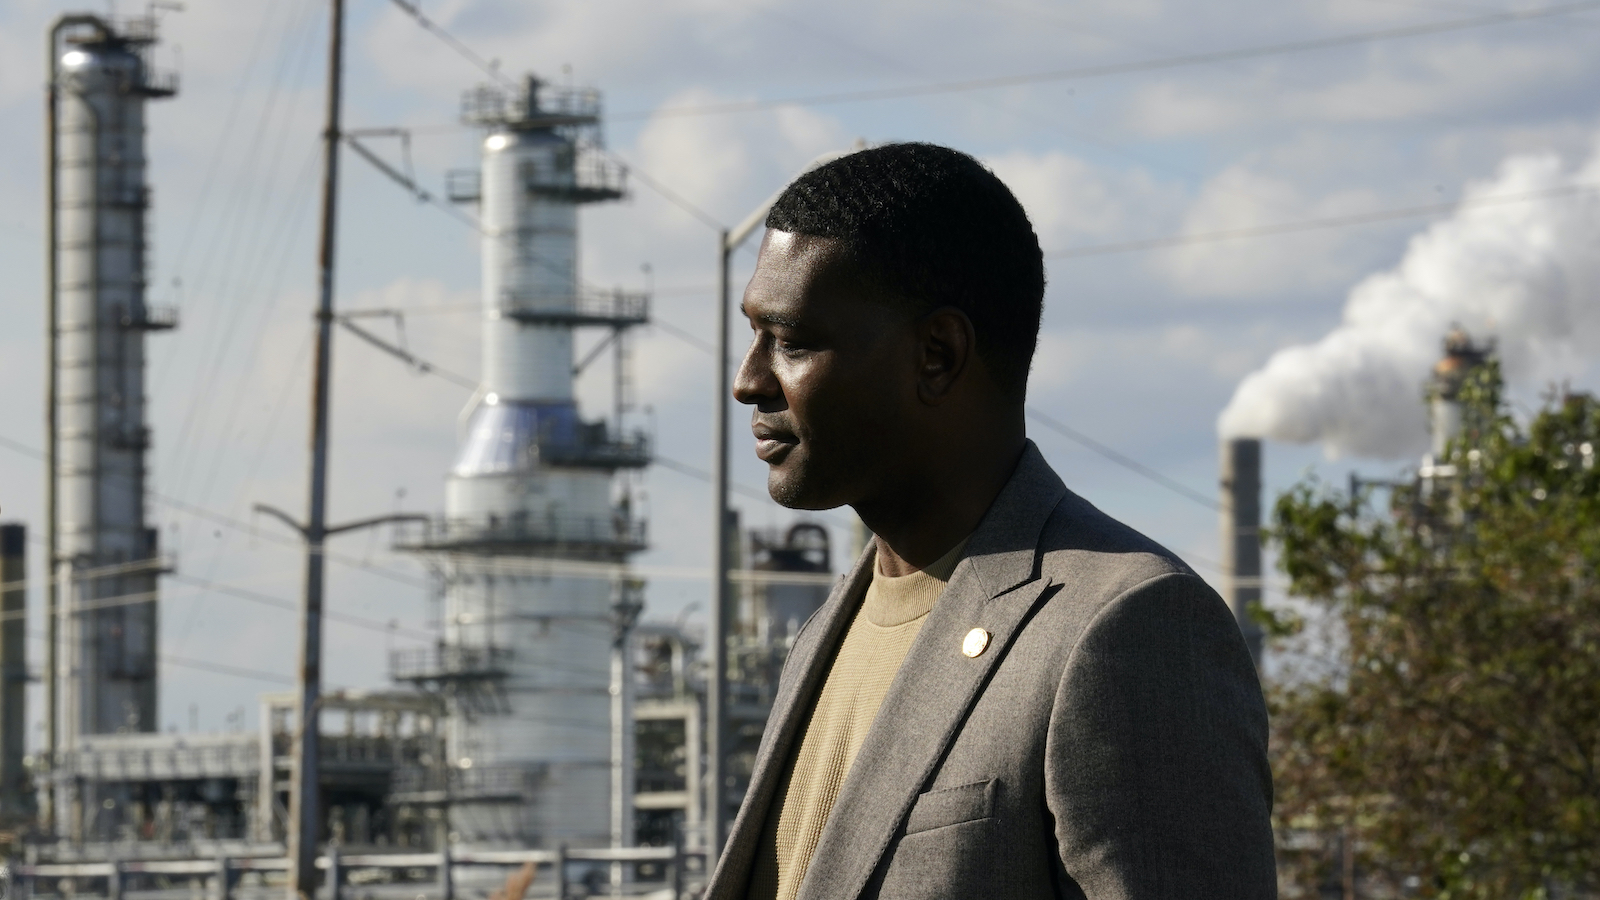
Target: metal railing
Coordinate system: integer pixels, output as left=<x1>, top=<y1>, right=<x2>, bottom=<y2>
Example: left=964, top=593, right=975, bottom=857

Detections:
left=122, top=304, right=178, bottom=331
left=539, top=430, right=651, bottom=470
left=8, top=844, right=705, bottom=900
left=390, top=645, right=513, bottom=683
left=52, top=738, right=259, bottom=781
left=525, top=148, right=625, bottom=203
left=397, top=513, right=647, bottom=554
left=500, top=287, right=648, bottom=327
left=389, top=762, right=535, bottom=803
left=460, top=84, right=603, bottom=128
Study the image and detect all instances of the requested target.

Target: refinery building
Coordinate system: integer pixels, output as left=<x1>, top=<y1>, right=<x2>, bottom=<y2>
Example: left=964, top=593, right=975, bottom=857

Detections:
left=0, top=10, right=1500, bottom=900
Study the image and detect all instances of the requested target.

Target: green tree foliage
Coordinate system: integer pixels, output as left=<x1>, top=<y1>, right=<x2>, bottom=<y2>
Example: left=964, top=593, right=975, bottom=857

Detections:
left=1267, top=366, right=1600, bottom=899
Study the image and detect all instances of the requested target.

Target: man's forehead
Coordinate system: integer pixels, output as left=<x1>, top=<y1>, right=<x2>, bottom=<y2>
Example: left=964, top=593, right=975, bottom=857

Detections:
left=745, top=231, right=851, bottom=307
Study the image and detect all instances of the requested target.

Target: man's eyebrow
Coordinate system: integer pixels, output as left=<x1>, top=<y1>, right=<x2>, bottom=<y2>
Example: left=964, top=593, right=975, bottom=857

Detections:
left=738, top=302, right=802, bottom=329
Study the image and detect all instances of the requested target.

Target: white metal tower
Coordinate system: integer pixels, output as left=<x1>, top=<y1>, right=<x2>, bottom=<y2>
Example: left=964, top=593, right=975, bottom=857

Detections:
left=397, top=76, right=649, bottom=850
left=50, top=16, right=176, bottom=750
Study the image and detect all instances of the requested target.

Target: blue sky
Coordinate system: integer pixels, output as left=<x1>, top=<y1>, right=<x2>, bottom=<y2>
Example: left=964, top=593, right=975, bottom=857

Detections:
left=2, top=0, right=1599, bottom=738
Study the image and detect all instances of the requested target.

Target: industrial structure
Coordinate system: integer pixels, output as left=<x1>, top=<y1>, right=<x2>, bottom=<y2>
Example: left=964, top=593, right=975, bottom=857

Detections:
left=393, top=75, right=651, bottom=851
left=1424, top=328, right=1496, bottom=468
left=12, top=14, right=837, bottom=894
left=1219, top=329, right=1501, bottom=672
left=43, top=12, right=178, bottom=835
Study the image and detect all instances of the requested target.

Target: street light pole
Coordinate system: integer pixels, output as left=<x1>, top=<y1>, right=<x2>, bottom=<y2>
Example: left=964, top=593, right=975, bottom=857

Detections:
left=706, top=230, right=733, bottom=866
left=705, top=148, right=854, bottom=869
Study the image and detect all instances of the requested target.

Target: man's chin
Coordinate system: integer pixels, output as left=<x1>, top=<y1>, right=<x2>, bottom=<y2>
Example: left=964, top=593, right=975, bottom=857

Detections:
left=765, top=465, right=846, bottom=511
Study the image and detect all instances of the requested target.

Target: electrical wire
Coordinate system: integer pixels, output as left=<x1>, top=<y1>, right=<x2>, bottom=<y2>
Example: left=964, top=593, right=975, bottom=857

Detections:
left=323, top=318, right=852, bottom=526
left=163, top=654, right=295, bottom=685
left=186, top=140, right=325, bottom=509
left=610, top=0, right=1600, bottom=121
left=387, top=0, right=518, bottom=90
left=649, top=317, right=715, bottom=354
left=601, top=150, right=727, bottom=232
left=166, top=573, right=435, bottom=640
left=1047, top=180, right=1600, bottom=258
left=1025, top=407, right=1221, bottom=512
left=163, top=0, right=288, bottom=284
left=372, top=0, right=736, bottom=234
left=163, top=0, right=327, bottom=495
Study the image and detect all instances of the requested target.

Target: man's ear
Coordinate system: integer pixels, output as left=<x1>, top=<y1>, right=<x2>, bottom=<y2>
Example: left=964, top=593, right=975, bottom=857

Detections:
left=915, top=307, right=975, bottom=405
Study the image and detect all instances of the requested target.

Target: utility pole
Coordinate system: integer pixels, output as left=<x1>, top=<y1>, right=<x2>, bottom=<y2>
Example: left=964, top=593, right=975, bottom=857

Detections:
left=707, top=230, right=733, bottom=868
left=288, top=1, right=344, bottom=895
left=706, top=149, right=851, bottom=868
left=261, top=499, right=427, bottom=898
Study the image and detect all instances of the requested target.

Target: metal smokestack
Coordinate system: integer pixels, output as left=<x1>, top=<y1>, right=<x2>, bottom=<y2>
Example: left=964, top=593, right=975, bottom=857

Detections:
left=1221, top=438, right=1264, bottom=666
left=1427, top=327, right=1494, bottom=460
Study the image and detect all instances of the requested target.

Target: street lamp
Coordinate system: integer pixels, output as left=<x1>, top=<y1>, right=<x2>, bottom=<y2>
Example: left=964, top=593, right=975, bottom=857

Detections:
left=706, top=148, right=853, bottom=869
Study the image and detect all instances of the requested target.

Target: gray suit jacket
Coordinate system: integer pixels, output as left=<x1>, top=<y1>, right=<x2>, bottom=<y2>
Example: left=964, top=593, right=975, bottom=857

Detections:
left=706, top=443, right=1276, bottom=900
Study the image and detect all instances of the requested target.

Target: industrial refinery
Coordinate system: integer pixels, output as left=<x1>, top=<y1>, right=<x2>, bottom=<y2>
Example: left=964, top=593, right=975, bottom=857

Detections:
left=0, top=6, right=1532, bottom=900
left=0, top=12, right=838, bottom=899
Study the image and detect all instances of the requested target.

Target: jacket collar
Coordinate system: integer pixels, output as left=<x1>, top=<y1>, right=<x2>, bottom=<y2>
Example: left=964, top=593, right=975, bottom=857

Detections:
left=958, top=440, right=1069, bottom=599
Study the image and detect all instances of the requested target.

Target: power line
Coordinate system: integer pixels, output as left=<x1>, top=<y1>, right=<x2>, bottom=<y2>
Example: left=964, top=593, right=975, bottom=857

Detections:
left=387, top=0, right=517, bottom=90
left=602, top=149, right=727, bottom=232
left=344, top=132, right=487, bottom=233
left=149, top=492, right=430, bottom=589
left=13, top=624, right=295, bottom=685
left=375, top=0, right=737, bottom=234
left=323, top=324, right=850, bottom=524
left=1047, top=180, right=1600, bottom=258
left=164, top=654, right=295, bottom=685
left=1025, top=407, right=1221, bottom=512
left=337, top=314, right=481, bottom=390
left=166, top=572, right=434, bottom=641
left=611, top=0, right=1600, bottom=121
left=650, top=316, right=715, bottom=354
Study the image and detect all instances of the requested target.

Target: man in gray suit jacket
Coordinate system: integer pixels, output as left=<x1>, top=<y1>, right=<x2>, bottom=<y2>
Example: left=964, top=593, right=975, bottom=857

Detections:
left=708, top=144, right=1275, bottom=900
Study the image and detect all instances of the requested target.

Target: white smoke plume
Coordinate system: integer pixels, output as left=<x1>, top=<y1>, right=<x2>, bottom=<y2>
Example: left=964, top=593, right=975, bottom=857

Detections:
left=1218, top=140, right=1600, bottom=459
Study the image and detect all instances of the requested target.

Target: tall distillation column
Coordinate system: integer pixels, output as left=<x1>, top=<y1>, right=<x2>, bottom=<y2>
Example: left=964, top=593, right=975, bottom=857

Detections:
left=52, top=17, right=176, bottom=752
left=397, top=77, right=650, bottom=849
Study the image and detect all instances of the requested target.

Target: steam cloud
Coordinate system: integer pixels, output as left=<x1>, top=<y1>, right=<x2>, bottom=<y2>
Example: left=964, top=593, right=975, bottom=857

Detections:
left=1218, top=140, right=1600, bottom=459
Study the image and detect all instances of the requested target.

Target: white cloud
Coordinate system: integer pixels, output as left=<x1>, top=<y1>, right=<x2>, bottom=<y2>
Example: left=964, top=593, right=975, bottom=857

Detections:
left=1159, top=164, right=1388, bottom=299
left=987, top=149, right=1188, bottom=250
left=1121, top=29, right=1595, bottom=138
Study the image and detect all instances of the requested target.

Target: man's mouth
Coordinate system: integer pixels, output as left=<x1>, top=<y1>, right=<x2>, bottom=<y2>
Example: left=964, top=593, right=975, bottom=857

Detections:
left=752, top=423, right=798, bottom=462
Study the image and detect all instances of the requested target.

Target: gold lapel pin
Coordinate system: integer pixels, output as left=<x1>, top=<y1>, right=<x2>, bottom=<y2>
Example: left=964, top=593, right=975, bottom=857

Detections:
left=962, top=628, right=991, bottom=658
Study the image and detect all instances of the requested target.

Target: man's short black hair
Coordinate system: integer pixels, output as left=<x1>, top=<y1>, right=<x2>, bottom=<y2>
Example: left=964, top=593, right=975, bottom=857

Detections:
left=765, top=142, right=1045, bottom=399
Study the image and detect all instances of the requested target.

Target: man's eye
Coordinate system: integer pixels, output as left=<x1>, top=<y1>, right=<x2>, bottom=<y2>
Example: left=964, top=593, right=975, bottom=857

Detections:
left=775, top=340, right=808, bottom=357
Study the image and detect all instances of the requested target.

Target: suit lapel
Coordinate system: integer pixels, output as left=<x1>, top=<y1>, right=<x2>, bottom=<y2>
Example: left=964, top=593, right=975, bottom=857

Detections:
left=795, top=443, right=1068, bottom=900
left=706, top=542, right=877, bottom=900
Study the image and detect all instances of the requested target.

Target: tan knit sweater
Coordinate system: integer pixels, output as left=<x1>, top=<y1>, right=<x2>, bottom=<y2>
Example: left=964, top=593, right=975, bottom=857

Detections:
left=744, top=539, right=968, bottom=900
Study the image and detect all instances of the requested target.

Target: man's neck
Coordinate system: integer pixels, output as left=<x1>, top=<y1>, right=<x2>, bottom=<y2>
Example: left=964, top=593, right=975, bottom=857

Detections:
left=856, top=434, right=1026, bottom=577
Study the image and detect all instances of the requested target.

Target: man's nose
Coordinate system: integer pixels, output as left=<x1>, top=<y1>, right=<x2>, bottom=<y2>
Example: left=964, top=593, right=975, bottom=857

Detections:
left=732, top=340, right=779, bottom=408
